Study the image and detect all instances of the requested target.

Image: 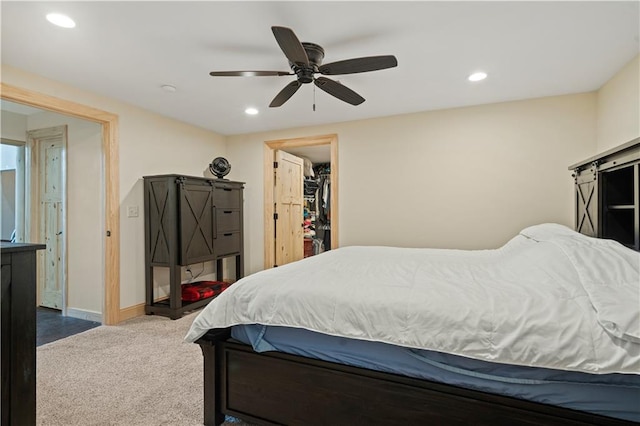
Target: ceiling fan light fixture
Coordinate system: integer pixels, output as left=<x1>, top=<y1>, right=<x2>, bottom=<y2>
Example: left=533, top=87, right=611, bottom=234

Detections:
left=209, top=26, right=398, bottom=108
left=245, top=107, right=259, bottom=115
left=468, top=71, right=488, bottom=82
left=46, top=13, right=76, bottom=28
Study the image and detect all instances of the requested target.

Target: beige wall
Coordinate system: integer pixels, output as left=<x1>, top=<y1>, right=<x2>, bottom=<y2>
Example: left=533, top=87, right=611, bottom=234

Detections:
left=1, top=110, right=28, bottom=141
left=228, top=93, right=597, bottom=275
left=596, top=54, right=640, bottom=151
left=1, top=65, right=228, bottom=314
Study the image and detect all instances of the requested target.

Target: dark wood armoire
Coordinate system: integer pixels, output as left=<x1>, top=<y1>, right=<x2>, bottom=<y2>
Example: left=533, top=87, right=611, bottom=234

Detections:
left=1, top=242, right=46, bottom=426
left=570, top=138, right=640, bottom=251
left=143, top=174, right=244, bottom=319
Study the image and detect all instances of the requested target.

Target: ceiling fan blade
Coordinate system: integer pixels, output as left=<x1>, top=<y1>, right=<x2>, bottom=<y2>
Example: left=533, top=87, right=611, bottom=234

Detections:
left=269, top=81, right=302, bottom=107
left=318, top=55, right=398, bottom=75
left=209, top=71, right=292, bottom=77
left=271, top=26, right=309, bottom=67
left=314, top=77, right=365, bottom=106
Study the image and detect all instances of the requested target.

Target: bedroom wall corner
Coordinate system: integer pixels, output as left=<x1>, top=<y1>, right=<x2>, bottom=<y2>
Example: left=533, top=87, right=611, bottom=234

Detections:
left=596, top=54, right=640, bottom=152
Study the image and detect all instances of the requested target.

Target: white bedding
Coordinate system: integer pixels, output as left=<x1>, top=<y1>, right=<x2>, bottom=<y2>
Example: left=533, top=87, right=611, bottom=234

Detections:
left=185, top=224, right=640, bottom=375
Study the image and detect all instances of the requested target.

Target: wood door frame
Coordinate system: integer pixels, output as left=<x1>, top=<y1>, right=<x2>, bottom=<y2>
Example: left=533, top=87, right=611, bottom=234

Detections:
left=27, top=125, right=68, bottom=313
left=1, top=83, right=120, bottom=325
left=263, top=134, right=338, bottom=270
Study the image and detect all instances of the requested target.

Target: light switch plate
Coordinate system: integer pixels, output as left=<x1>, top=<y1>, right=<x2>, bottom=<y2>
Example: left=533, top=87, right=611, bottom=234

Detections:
left=127, top=205, right=139, bottom=217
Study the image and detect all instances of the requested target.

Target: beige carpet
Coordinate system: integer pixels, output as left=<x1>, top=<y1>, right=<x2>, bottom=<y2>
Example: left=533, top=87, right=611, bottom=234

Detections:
left=36, top=312, right=249, bottom=426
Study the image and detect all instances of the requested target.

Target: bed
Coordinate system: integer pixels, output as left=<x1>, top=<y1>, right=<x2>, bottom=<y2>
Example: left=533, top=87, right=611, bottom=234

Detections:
left=185, top=223, right=640, bottom=425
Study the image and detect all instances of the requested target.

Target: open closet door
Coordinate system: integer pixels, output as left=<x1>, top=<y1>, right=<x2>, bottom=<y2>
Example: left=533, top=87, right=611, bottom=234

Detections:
left=274, top=150, right=304, bottom=267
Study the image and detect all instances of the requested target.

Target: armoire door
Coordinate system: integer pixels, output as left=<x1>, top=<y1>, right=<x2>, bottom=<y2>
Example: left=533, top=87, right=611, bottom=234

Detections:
left=574, top=165, right=598, bottom=237
left=179, top=182, right=215, bottom=265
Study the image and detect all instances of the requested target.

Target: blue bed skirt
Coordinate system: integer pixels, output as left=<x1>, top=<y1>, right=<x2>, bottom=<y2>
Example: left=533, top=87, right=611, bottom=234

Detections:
left=232, top=324, right=640, bottom=422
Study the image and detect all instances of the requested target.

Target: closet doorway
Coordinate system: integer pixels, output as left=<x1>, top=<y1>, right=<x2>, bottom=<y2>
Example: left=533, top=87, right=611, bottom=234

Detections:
left=263, top=134, right=338, bottom=269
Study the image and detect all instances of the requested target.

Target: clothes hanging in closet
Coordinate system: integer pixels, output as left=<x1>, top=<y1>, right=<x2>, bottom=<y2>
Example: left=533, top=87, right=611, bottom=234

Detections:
left=313, top=163, right=331, bottom=252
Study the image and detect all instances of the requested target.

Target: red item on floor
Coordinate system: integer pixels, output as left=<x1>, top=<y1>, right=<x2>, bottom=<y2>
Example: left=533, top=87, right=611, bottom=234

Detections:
left=181, top=286, right=210, bottom=302
left=181, top=281, right=231, bottom=302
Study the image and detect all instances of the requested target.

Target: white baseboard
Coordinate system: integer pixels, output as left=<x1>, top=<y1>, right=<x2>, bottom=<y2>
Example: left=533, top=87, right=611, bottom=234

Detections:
left=65, top=307, right=102, bottom=323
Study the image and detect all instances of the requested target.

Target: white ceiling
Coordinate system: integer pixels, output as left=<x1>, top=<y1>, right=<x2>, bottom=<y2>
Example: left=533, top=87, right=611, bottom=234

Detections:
left=2, top=1, right=638, bottom=136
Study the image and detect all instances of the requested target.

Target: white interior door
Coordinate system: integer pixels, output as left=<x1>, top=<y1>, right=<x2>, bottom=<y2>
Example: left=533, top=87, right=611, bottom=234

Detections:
left=30, top=127, right=66, bottom=310
left=274, top=150, right=304, bottom=266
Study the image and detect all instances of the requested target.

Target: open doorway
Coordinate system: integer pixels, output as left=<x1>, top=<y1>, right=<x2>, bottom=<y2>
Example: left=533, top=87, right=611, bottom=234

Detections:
left=2, top=99, right=102, bottom=321
left=284, top=146, right=332, bottom=260
left=3, top=106, right=73, bottom=317
left=263, top=134, right=338, bottom=269
left=0, top=83, right=120, bottom=324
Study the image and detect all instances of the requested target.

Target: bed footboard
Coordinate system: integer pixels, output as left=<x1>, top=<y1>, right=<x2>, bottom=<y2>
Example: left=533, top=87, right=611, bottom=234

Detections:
left=197, top=331, right=635, bottom=426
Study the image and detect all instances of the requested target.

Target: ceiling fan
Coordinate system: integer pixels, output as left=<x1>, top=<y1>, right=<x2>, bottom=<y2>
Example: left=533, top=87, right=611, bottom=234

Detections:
left=209, top=26, right=398, bottom=108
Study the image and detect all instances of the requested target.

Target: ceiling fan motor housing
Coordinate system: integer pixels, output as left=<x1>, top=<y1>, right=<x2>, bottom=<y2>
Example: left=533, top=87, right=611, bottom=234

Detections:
left=291, top=42, right=325, bottom=83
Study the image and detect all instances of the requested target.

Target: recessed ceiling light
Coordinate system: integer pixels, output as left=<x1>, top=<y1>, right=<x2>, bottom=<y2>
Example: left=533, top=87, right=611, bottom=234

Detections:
left=468, top=72, right=488, bottom=82
left=46, top=13, right=76, bottom=28
left=161, top=84, right=177, bottom=92
left=245, top=107, right=259, bottom=115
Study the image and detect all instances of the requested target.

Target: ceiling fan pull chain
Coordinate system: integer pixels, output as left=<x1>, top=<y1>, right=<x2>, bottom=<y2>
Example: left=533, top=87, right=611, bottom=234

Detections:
left=313, top=84, right=316, bottom=112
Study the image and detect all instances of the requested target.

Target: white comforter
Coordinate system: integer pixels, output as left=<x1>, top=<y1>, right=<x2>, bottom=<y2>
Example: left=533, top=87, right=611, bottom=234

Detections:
left=185, top=224, right=640, bottom=375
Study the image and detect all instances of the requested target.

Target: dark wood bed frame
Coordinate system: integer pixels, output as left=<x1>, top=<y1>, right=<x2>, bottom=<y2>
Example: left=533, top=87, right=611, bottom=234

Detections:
left=197, top=329, right=636, bottom=426
left=193, top=142, right=640, bottom=425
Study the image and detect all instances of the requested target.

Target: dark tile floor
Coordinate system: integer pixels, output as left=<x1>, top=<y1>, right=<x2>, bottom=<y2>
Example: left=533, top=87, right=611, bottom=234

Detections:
left=36, top=307, right=101, bottom=347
